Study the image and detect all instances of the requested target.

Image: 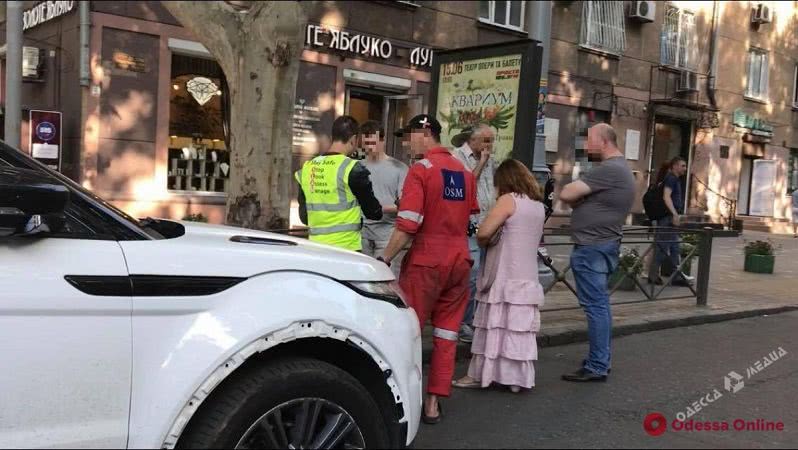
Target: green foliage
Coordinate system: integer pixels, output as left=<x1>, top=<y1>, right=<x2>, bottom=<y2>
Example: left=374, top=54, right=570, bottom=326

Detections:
left=743, top=239, right=779, bottom=256
left=618, top=247, right=643, bottom=276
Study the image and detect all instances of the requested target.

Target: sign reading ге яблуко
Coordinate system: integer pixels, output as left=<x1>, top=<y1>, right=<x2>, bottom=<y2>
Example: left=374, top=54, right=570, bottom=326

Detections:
left=305, top=24, right=433, bottom=68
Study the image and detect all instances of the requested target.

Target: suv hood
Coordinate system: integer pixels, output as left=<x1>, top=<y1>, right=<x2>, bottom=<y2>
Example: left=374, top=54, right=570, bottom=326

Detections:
left=119, top=221, right=395, bottom=282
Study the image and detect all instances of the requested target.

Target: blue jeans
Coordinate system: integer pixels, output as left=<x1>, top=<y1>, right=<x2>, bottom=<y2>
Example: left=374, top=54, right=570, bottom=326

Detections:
left=570, top=240, right=620, bottom=376
left=461, top=235, right=482, bottom=326
left=650, top=216, right=681, bottom=279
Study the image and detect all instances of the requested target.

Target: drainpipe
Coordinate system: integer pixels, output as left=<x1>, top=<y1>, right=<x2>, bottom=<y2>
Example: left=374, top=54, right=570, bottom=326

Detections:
left=707, top=0, right=719, bottom=109
left=526, top=1, right=555, bottom=290
left=4, top=1, right=23, bottom=148
left=79, top=1, right=90, bottom=87
left=526, top=0, right=552, bottom=180
left=78, top=1, right=90, bottom=182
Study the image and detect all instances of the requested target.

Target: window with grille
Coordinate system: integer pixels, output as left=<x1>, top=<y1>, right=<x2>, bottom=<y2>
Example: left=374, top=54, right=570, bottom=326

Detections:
left=661, top=5, right=698, bottom=70
left=793, top=64, right=798, bottom=108
left=788, top=150, right=798, bottom=195
left=580, top=1, right=626, bottom=55
left=746, top=48, right=769, bottom=101
left=479, top=1, right=525, bottom=31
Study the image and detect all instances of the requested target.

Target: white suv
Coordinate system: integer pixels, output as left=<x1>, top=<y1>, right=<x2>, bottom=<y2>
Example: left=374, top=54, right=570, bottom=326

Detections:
left=0, top=143, right=422, bottom=449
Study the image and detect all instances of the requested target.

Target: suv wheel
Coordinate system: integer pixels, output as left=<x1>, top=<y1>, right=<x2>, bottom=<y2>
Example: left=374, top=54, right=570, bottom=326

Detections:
left=177, top=357, right=391, bottom=449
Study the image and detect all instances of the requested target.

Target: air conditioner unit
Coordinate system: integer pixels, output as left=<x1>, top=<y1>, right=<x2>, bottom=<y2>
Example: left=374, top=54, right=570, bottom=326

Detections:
left=752, top=2, right=773, bottom=24
left=677, top=71, right=699, bottom=93
left=629, top=1, right=656, bottom=23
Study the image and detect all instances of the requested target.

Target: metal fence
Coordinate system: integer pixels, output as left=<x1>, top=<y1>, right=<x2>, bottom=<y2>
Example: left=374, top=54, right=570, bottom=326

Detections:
left=277, top=224, right=739, bottom=313
left=538, top=226, right=738, bottom=313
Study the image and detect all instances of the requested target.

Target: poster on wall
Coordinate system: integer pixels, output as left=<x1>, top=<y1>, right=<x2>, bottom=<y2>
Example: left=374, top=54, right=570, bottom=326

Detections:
left=29, top=110, right=62, bottom=171
left=430, top=40, right=542, bottom=167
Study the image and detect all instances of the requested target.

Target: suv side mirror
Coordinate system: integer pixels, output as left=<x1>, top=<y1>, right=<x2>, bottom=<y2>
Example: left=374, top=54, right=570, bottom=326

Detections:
left=0, top=167, right=69, bottom=237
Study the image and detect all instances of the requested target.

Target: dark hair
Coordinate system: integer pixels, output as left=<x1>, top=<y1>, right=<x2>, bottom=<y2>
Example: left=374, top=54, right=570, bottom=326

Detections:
left=669, top=156, right=686, bottom=168
left=494, top=159, right=543, bottom=201
left=359, top=120, right=384, bottom=139
left=332, top=116, right=359, bottom=144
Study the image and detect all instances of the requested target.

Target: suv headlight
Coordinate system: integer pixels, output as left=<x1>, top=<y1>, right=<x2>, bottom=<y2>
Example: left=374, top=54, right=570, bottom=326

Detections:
left=345, top=280, right=408, bottom=308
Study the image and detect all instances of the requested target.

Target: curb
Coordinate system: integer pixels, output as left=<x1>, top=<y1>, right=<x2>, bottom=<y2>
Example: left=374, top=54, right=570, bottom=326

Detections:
left=422, top=305, right=798, bottom=363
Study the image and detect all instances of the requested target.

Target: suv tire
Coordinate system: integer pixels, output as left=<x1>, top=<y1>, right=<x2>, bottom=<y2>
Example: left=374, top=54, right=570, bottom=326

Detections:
left=177, top=356, right=391, bottom=449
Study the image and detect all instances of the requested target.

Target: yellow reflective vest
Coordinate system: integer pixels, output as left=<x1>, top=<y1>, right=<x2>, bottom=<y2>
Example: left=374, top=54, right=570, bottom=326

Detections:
left=295, top=154, right=362, bottom=251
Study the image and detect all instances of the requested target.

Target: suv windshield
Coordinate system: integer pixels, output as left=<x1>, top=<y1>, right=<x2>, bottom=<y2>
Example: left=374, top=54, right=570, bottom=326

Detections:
left=0, top=141, right=159, bottom=240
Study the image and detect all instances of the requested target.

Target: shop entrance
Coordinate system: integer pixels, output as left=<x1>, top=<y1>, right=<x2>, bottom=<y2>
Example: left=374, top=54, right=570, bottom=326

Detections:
left=740, top=158, right=776, bottom=217
left=345, top=84, right=421, bottom=164
left=650, top=117, right=693, bottom=211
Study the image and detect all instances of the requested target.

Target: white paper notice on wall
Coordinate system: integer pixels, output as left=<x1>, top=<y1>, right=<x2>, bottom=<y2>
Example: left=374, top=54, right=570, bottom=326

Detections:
left=625, top=129, right=641, bottom=161
left=545, top=118, right=559, bottom=153
left=32, top=143, right=59, bottom=160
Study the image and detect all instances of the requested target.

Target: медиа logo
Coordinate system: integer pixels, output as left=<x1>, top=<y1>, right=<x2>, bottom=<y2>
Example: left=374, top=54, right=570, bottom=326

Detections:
left=724, top=371, right=744, bottom=394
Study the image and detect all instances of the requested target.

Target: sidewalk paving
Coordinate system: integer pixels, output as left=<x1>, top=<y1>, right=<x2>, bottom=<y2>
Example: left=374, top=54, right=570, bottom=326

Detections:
left=423, top=230, right=798, bottom=360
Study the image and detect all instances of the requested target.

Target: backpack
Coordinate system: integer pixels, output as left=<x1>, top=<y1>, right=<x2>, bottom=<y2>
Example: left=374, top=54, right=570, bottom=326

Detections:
left=643, top=182, right=669, bottom=221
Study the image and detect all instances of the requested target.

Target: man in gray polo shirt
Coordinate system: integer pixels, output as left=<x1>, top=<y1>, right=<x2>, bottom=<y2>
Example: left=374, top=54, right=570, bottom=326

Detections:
left=559, top=123, right=635, bottom=382
left=360, top=120, right=409, bottom=277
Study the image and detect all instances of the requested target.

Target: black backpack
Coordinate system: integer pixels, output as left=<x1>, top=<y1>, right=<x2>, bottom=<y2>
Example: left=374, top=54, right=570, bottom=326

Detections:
left=643, top=182, right=669, bottom=221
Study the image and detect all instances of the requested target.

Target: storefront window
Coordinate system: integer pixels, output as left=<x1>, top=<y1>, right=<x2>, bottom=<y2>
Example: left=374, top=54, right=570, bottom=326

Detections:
left=788, top=149, right=798, bottom=195
left=167, top=54, right=229, bottom=194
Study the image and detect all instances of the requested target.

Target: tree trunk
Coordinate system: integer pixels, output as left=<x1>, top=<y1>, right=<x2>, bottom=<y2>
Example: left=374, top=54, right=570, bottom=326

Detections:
left=162, top=1, right=306, bottom=230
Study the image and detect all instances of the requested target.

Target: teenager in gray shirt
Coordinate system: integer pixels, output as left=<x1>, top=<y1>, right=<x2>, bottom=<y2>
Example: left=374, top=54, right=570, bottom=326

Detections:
left=360, top=121, right=409, bottom=277
left=559, top=123, right=635, bottom=383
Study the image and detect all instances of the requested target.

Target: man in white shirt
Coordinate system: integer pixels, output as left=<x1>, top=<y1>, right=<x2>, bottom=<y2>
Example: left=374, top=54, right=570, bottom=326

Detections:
left=452, top=123, right=497, bottom=343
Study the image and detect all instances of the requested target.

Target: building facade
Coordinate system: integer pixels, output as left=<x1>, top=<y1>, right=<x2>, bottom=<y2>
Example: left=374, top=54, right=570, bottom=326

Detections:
left=0, top=0, right=530, bottom=224
left=544, top=0, right=797, bottom=232
left=1, top=1, right=797, bottom=231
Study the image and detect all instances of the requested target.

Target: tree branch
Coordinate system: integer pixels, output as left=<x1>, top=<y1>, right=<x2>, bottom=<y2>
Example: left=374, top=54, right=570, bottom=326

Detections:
left=161, top=1, right=239, bottom=76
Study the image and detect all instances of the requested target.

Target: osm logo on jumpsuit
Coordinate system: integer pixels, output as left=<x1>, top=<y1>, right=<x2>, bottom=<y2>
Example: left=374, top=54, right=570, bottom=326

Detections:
left=442, top=169, right=466, bottom=201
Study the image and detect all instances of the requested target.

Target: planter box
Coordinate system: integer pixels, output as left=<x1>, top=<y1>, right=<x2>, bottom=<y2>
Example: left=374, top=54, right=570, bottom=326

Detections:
left=744, top=254, right=775, bottom=274
left=609, top=270, right=637, bottom=291
left=662, top=259, right=693, bottom=277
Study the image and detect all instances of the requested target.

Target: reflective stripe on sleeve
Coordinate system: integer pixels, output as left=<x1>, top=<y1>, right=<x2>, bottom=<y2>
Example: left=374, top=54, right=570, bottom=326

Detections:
left=432, top=327, right=459, bottom=341
left=398, top=210, right=424, bottom=224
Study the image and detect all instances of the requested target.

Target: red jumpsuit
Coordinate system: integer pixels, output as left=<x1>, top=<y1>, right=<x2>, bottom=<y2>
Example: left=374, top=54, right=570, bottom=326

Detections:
left=396, top=147, right=479, bottom=397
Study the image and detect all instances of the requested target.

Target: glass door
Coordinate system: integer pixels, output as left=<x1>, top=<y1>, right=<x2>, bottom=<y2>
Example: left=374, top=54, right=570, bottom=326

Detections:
left=384, top=95, right=422, bottom=164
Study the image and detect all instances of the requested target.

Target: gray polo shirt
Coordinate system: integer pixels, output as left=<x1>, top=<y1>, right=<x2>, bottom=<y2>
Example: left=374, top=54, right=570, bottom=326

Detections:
left=361, top=156, right=408, bottom=241
left=571, top=156, right=636, bottom=245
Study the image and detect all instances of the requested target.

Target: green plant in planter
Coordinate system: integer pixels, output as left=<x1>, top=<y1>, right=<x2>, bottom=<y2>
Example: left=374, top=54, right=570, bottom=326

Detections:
left=182, top=213, right=208, bottom=223
left=610, top=247, right=642, bottom=291
left=743, top=239, right=779, bottom=274
left=680, top=236, right=698, bottom=275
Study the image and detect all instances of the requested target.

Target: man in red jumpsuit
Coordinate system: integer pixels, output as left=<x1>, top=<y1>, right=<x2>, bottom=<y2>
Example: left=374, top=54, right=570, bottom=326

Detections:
left=379, top=114, right=478, bottom=424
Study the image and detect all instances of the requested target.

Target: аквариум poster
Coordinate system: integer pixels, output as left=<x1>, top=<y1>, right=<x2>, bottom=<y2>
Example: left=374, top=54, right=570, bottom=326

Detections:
left=436, top=54, right=522, bottom=161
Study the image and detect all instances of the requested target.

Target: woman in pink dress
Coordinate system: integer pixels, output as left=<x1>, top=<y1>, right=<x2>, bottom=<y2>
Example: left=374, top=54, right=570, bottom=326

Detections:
left=453, top=159, right=545, bottom=393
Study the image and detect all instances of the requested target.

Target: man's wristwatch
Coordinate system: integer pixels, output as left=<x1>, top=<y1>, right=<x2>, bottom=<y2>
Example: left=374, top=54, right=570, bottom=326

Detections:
left=377, top=256, right=391, bottom=267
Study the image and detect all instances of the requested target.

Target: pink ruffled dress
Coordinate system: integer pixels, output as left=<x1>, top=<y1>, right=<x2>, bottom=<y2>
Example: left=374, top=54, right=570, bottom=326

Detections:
left=467, top=194, right=545, bottom=388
